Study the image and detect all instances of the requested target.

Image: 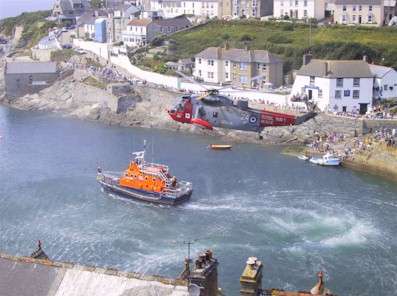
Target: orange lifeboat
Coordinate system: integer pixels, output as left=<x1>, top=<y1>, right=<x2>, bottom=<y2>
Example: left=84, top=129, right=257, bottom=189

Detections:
left=97, top=151, right=192, bottom=205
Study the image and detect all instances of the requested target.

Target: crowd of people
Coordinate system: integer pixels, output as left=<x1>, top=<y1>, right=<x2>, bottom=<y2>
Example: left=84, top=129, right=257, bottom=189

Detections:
left=307, top=126, right=397, bottom=162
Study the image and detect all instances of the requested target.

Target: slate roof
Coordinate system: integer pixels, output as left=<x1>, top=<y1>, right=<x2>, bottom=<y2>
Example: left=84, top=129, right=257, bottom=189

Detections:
left=153, top=16, right=192, bottom=28
left=128, top=18, right=153, bottom=26
left=36, top=35, right=62, bottom=50
left=5, top=62, right=58, bottom=74
left=296, top=59, right=374, bottom=78
left=195, top=47, right=283, bottom=64
left=0, top=252, right=189, bottom=296
left=369, top=64, right=395, bottom=78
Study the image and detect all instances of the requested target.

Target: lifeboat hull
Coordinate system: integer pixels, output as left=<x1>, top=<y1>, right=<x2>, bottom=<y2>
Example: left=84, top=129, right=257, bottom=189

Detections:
left=97, top=172, right=192, bottom=206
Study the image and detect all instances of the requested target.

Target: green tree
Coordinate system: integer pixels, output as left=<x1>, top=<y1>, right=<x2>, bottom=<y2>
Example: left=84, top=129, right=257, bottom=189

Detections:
left=90, top=0, right=103, bottom=8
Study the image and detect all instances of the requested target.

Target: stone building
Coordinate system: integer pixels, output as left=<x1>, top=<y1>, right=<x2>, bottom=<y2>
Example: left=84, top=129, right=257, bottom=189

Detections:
left=194, top=46, right=284, bottom=89
left=4, top=62, right=59, bottom=99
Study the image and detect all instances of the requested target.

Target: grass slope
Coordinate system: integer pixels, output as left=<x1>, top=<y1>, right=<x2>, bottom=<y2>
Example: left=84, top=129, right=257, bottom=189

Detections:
left=0, top=10, right=55, bottom=48
left=169, top=20, right=397, bottom=72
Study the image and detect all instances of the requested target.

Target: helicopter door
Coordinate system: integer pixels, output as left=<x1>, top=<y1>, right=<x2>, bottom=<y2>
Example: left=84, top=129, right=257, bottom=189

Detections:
left=183, top=99, right=193, bottom=123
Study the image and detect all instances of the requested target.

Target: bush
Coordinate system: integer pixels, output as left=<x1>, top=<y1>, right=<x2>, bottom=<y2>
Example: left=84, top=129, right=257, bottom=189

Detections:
left=267, top=34, right=292, bottom=44
left=281, top=23, right=294, bottom=31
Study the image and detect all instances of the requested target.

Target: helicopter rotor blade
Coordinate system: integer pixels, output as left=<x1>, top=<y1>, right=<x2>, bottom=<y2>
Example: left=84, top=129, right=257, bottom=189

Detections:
left=175, top=71, right=210, bottom=92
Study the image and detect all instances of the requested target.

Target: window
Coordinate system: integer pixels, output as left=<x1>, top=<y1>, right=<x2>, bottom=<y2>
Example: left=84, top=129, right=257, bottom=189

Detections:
left=335, top=90, right=341, bottom=99
left=353, top=5, right=356, bottom=11
left=240, top=63, right=247, bottom=70
left=369, top=5, right=372, bottom=11
left=368, top=15, right=372, bottom=22
left=213, top=111, right=218, bottom=118
left=353, top=90, right=360, bottom=98
left=318, top=89, right=323, bottom=98
left=359, top=5, right=362, bottom=11
left=208, top=60, right=214, bottom=66
left=225, top=72, right=229, bottom=79
left=310, top=76, right=315, bottom=84
left=198, top=70, right=202, bottom=77
left=207, top=72, right=214, bottom=79
left=384, top=84, right=388, bottom=91
left=304, top=10, right=307, bottom=17
left=336, top=78, right=343, bottom=87
left=225, top=61, right=229, bottom=66
left=240, top=75, right=248, bottom=84
left=343, top=5, right=346, bottom=11
left=353, top=78, right=360, bottom=87
left=344, top=90, right=351, bottom=97
left=198, top=58, right=201, bottom=64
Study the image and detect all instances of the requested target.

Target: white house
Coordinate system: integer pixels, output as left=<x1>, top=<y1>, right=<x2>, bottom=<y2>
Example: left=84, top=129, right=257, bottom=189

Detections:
left=273, top=0, right=326, bottom=20
left=370, top=64, right=397, bottom=100
left=291, top=58, right=374, bottom=114
left=121, top=16, right=191, bottom=47
left=122, top=19, right=156, bottom=47
left=149, top=0, right=221, bottom=19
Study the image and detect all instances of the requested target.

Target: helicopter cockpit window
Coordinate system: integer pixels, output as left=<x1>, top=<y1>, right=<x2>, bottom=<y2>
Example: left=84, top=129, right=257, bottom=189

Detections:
left=177, top=103, right=183, bottom=111
left=213, top=112, right=218, bottom=118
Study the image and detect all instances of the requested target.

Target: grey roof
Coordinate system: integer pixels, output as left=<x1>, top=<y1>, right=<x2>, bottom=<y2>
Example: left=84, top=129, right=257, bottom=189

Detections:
left=6, top=62, right=58, bottom=74
left=195, top=47, right=283, bottom=64
left=297, top=59, right=374, bottom=78
left=369, top=64, right=395, bottom=78
left=37, top=35, right=61, bottom=49
left=334, top=0, right=382, bottom=4
left=153, top=16, right=192, bottom=27
left=0, top=252, right=189, bottom=296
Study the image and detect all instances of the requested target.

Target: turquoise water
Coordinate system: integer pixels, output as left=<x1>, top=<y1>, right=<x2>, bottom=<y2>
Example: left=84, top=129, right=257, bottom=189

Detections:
left=0, top=106, right=396, bottom=295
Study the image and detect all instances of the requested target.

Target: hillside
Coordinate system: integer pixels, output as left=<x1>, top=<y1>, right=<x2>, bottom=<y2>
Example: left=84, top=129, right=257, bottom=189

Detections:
left=0, top=10, right=55, bottom=48
left=167, top=20, right=397, bottom=72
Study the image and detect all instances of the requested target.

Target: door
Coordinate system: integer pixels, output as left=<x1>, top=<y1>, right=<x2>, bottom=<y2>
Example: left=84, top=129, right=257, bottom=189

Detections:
left=359, top=103, right=368, bottom=115
left=342, top=106, right=347, bottom=112
left=359, top=16, right=362, bottom=24
left=308, top=89, right=313, bottom=100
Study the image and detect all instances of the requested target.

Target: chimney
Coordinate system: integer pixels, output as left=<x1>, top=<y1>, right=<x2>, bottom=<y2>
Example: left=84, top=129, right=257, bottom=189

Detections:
left=189, top=250, right=218, bottom=296
left=240, top=257, right=263, bottom=296
left=303, top=53, right=312, bottom=65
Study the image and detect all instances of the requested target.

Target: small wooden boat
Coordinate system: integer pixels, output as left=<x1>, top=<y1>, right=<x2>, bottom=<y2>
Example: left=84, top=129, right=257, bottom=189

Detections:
left=209, top=144, right=232, bottom=150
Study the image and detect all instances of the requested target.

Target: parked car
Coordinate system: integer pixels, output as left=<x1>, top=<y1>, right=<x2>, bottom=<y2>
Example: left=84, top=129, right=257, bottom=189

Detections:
left=62, top=44, right=72, bottom=49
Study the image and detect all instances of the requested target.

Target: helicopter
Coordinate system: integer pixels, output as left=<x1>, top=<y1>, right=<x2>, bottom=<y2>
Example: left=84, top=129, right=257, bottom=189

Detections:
left=167, top=71, right=317, bottom=133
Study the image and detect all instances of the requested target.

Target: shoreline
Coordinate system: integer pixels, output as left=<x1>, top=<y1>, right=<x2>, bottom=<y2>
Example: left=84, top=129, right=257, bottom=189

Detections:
left=1, top=63, right=396, bottom=182
left=3, top=100, right=397, bottom=183
left=281, top=145, right=397, bottom=182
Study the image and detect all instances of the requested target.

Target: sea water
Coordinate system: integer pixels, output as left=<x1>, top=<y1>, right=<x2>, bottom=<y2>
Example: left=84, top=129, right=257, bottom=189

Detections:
left=0, top=106, right=396, bottom=295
